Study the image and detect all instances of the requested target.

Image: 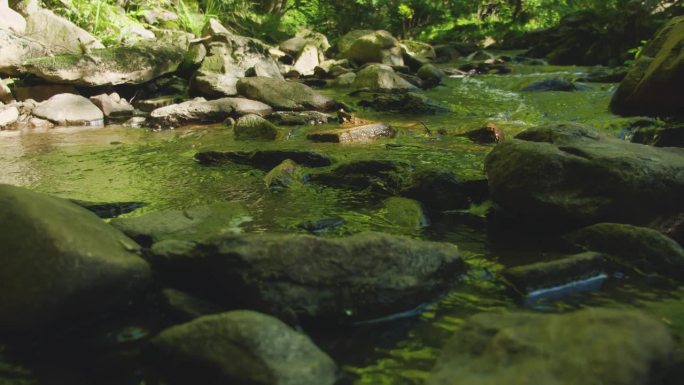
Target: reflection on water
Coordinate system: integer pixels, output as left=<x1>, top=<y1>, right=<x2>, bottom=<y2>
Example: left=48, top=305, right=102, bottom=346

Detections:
left=1, top=63, right=681, bottom=384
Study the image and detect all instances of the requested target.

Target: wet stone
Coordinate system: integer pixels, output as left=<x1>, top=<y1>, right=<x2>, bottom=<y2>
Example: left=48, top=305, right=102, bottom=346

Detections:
left=149, top=231, right=465, bottom=323
left=501, top=252, right=607, bottom=304
left=566, top=223, right=684, bottom=280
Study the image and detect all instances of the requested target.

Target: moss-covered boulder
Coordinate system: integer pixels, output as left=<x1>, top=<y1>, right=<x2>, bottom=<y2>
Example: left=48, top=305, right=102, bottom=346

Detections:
left=352, top=64, right=418, bottom=92
left=279, top=29, right=330, bottom=56
left=0, top=184, right=150, bottom=336
left=263, top=159, right=305, bottom=191
left=566, top=223, right=684, bottom=280
left=236, top=77, right=337, bottom=112
left=428, top=308, right=676, bottom=385
left=149, top=311, right=337, bottom=385
left=416, top=63, right=445, bottom=88
left=233, top=114, right=284, bottom=140
left=340, top=30, right=403, bottom=66
left=610, top=16, right=684, bottom=117
left=149, top=231, right=464, bottom=323
left=382, top=197, right=429, bottom=229
left=485, top=123, right=684, bottom=228
left=23, top=43, right=185, bottom=87
left=189, top=36, right=283, bottom=97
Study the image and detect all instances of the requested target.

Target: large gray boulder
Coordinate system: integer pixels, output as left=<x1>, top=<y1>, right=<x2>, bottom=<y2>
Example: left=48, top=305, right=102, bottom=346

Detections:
left=148, top=97, right=272, bottom=129
left=24, top=9, right=103, bottom=53
left=150, top=310, right=337, bottom=385
left=22, top=43, right=185, bottom=87
left=0, top=184, right=151, bottom=335
left=190, top=35, right=283, bottom=97
left=428, top=308, right=675, bottom=385
left=610, top=16, right=684, bottom=117
left=236, top=77, right=337, bottom=112
left=0, top=29, right=49, bottom=75
left=150, top=232, right=465, bottom=323
left=279, top=29, right=330, bottom=56
left=352, top=64, right=419, bottom=92
left=0, top=3, right=26, bottom=33
left=339, top=30, right=403, bottom=66
left=485, top=123, right=684, bottom=227
left=32, top=93, right=104, bottom=126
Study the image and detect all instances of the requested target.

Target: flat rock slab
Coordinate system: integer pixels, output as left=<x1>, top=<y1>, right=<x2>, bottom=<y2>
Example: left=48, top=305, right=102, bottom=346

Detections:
left=307, top=123, right=395, bottom=143
left=149, top=231, right=465, bottom=323
left=23, top=44, right=185, bottom=87
left=150, top=311, right=337, bottom=385
left=110, top=203, right=251, bottom=247
left=428, top=308, right=676, bottom=385
left=195, top=150, right=333, bottom=169
left=32, top=93, right=104, bottom=126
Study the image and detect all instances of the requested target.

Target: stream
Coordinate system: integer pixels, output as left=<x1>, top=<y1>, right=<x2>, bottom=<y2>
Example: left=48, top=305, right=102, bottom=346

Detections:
left=1, top=62, right=682, bottom=385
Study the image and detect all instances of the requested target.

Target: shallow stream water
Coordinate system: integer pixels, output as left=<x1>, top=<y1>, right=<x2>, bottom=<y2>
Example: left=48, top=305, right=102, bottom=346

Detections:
left=1, top=62, right=682, bottom=385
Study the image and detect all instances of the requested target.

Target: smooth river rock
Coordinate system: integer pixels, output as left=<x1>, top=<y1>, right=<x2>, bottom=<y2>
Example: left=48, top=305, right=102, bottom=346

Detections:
left=148, top=97, right=272, bottom=129
left=0, top=184, right=150, bottom=336
left=31, top=93, right=104, bottom=126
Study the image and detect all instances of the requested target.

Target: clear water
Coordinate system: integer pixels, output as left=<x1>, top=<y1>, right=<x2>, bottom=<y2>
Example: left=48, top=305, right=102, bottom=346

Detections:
left=1, top=62, right=682, bottom=384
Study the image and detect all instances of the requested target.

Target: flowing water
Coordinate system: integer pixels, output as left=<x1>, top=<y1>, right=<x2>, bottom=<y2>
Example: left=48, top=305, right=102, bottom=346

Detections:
left=1, top=62, right=682, bottom=384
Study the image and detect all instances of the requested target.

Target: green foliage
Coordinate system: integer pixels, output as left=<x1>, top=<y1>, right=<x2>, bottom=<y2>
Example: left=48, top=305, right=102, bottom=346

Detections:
left=40, top=0, right=675, bottom=47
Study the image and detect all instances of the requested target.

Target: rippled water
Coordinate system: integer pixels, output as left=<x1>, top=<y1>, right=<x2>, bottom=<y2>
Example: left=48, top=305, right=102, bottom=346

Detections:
left=1, top=62, right=682, bottom=384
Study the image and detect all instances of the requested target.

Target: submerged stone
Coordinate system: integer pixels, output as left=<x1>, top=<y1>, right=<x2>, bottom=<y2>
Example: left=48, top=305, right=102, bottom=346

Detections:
left=149, top=232, right=465, bottom=323
left=69, top=199, right=145, bottom=218
left=357, top=92, right=449, bottom=114
left=150, top=311, right=337, bottom=385
left=522, top=77, right=590, bottom=92
left=110, top=202, right=251, bottom=247
left=428, top=308, right=676, bottom=385
left=195, top=150, right=332, bottom=169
